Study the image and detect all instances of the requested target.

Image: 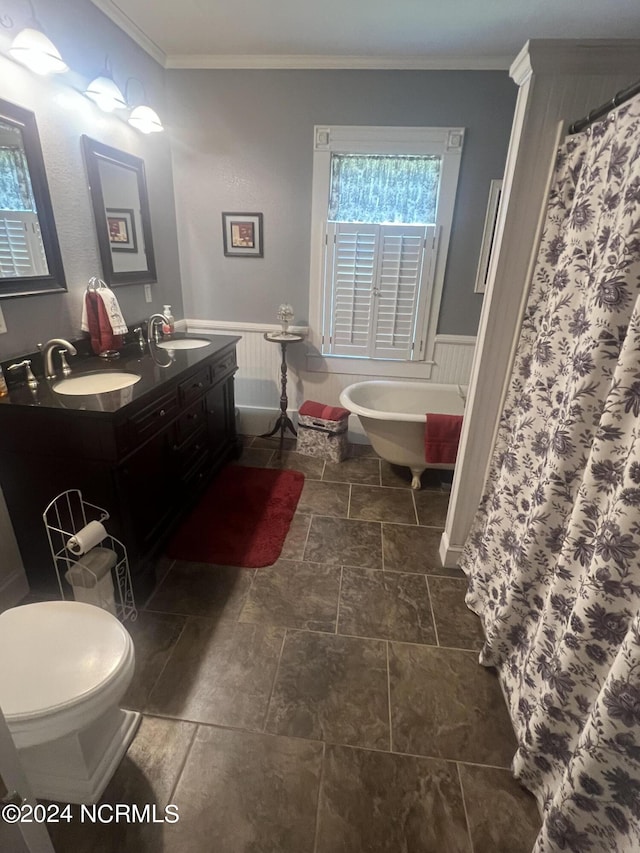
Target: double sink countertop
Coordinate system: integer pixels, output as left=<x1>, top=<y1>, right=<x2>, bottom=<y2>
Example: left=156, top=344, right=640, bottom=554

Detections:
left=0, top=334, right=240, bottom=415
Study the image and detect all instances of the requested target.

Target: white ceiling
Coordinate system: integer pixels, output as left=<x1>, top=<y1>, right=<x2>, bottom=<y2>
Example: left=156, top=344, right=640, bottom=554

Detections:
left=91, top=0, right=640, bottom=70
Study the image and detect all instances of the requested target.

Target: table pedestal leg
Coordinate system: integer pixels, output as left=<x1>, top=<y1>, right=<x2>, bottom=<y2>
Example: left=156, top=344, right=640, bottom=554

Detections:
left=259, top=340, right=297, bottom=457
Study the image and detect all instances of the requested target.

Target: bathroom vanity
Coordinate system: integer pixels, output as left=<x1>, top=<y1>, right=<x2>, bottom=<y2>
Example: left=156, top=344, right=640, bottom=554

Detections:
left=0, top=334, right=240, bottom=601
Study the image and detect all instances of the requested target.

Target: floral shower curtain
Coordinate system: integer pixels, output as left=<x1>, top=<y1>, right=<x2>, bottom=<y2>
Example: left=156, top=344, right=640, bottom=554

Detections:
left=461, top=94, right=640, bottom=852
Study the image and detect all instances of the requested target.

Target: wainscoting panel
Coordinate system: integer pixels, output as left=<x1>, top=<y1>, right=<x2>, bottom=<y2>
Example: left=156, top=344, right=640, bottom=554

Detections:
left=186, top=320, right=476, bottom=435
left=430, top=335, right=477, bottom=384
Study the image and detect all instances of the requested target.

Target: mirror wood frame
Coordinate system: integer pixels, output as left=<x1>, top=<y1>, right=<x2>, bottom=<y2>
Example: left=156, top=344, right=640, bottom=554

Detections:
left=82, top=135, right=157, bottom=287
left=0, top=98, right=66, bottom=299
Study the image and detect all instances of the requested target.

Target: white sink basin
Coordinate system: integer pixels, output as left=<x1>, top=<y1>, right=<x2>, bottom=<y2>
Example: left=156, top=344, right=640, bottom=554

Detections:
left=53, top=371, right=141, bottom=395
left=156, top=338, right=212, bottom=350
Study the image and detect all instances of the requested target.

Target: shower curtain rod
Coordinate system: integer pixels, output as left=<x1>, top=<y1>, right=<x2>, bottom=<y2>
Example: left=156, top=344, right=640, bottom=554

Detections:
left=568, top=77, right=640, bottom=134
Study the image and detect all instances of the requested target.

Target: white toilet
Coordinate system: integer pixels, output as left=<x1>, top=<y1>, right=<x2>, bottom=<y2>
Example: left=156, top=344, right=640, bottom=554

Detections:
left=0, top=600, right=140, bottom=804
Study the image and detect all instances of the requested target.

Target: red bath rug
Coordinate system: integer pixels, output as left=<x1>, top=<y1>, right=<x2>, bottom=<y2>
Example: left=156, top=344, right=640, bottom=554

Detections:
left=166, top=465, right=304, bottom=568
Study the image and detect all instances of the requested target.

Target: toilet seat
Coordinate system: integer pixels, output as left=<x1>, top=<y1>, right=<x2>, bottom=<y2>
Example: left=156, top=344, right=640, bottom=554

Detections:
left=0, top=601, right=135, bottom=748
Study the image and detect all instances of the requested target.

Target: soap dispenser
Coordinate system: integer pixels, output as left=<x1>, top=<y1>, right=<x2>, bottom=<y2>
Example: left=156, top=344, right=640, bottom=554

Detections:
left=162, top=305, right=175, bottom=335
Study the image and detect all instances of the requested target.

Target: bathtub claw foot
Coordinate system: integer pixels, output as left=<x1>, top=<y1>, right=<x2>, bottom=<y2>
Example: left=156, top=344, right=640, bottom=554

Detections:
left=410, top=469, right=424, bottom=490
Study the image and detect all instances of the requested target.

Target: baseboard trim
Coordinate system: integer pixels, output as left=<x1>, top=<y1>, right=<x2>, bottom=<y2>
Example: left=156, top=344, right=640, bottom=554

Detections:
left=237, top=405, right=293, bottom=437
left=438, top=529, right=465, bottom=569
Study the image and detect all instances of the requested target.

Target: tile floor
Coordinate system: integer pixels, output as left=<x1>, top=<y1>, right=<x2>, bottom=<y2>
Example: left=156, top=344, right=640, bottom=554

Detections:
left=43, top=436, right=541, bottom=852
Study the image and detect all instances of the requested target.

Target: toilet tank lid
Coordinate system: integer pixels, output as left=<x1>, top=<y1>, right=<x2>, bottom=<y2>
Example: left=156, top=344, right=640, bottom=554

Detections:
left=0, top=601, right=131, bottom=720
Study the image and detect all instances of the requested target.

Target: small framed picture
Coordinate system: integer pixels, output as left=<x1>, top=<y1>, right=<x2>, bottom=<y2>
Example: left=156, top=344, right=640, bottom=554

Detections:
left=474, top=180, right=502, bottom=293
left=106, top=208, right=138, bottom=253
left=222, top=212, right=263, bottom=258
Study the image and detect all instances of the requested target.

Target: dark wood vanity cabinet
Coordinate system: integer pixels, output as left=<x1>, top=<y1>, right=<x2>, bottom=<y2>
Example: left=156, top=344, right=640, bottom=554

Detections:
left=0, top=340, right=239, bottom=601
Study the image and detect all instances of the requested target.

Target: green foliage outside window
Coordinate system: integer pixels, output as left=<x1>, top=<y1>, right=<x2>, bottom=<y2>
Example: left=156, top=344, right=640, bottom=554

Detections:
left=328, top=154, right=441, bottom=224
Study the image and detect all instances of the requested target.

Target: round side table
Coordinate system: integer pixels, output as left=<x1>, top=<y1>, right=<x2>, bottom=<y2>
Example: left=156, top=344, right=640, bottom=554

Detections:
left=260, top=332, right=305, bottom=456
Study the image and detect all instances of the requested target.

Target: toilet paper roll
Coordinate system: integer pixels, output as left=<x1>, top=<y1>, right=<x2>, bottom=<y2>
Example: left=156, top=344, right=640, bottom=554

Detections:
left=66, top=520, right=108, bottom=555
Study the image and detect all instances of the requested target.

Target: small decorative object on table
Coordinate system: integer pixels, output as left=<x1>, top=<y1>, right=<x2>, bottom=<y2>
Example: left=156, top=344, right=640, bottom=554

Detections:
left=297, top=400, right=350, bottom=463
left=277, top=303, right=295, bottom=336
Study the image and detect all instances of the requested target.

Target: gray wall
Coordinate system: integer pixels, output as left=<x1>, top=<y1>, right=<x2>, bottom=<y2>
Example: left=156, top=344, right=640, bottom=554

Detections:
left=0, top=0, right=183, bottom=360
left=168, top=69, right=516, bottom=336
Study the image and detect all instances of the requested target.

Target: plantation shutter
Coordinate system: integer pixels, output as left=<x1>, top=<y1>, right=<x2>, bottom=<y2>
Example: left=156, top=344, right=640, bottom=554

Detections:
left=0, top=211, right=46, bottom=277
left=371, top=224, right=432, bottom=360
left=323, top=222, right=433, bottom=359
left=324, top=222, right=378, bottom=356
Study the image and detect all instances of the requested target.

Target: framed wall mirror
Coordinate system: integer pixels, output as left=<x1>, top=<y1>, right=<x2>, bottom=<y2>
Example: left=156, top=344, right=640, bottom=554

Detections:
left=82, top=136, right=156, bottom=287
left=0, top=98, right=66, bottom=298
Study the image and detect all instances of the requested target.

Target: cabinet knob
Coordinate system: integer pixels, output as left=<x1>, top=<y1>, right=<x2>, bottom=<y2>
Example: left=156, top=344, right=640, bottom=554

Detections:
left=159, top=409, right=166, bottom=417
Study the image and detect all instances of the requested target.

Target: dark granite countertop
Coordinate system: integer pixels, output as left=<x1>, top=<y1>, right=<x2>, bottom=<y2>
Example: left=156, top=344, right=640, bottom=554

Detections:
left=0, top=333, right=240, bottom=416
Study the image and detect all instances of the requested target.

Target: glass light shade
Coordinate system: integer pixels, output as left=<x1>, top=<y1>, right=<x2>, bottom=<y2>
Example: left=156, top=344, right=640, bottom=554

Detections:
left=9, top=28, right=68, bottom=75
left=85, top=75, right=127, bottom=112
left=128, top=105, right=164, bottom=133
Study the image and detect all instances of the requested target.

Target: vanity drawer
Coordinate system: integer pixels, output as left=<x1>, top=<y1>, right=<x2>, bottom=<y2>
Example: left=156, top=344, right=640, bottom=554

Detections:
left=174, top=425, right=209, bottom=472
left=211, top=350, right=237, bottom=383
left=127, top=389, right=179, bottom=444
left=180, top=445, right=212, bottom=488
left=178, top=367, right=211, bottom=405
left=176, top=398, right=207, bottom=443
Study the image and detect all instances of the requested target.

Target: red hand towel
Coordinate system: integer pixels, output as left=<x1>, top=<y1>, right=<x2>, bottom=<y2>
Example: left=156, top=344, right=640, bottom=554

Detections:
left=425, top=414, right=463, bottom=464
left=298, top=400, right=350, bottom=421
left=84, top=291, right=124, bottom=355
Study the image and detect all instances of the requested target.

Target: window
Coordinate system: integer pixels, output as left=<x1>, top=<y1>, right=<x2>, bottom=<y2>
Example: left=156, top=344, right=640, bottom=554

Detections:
left=309, top=126, right=464, bottom=371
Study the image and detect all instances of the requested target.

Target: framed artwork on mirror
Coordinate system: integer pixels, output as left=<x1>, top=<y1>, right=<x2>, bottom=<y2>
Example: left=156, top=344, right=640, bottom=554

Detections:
left=222, top=212, right=263, bottom=257
left=106, top=208, right=137, bottom=253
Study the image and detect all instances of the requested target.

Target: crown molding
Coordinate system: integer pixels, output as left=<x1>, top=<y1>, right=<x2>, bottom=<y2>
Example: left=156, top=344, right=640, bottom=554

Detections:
left=165, top=53, right=512, bottom=71
left=88, top=3, right=514, bottom=72
left=511, top=39, right=640, bottom=85
left=90, top=0, right=167, bottom=67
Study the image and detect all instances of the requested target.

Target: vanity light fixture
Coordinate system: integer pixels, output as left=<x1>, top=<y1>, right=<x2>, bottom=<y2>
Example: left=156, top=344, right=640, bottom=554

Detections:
left=84, top=56, right=126, bottom=113
left=7, top=0, right=68, bottom=75
left=128, top=104, right=163, bottom=134
left=124, top=78, right=164, bottom=133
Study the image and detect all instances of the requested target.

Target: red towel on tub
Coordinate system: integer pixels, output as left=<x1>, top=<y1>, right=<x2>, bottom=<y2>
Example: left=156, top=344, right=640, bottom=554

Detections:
left=425, top=414, right=463, bottom=464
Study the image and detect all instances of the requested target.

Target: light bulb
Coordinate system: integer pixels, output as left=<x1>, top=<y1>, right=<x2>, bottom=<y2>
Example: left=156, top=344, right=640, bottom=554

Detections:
left=128, top=105, right=164, bottom=133
left=10, top=28, right=68, bottom=75
left=85, top=75, right=126, bottom=112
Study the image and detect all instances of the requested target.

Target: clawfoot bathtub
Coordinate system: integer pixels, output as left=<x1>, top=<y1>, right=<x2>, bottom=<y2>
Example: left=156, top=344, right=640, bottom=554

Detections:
left=339, top=380, right=466, bottom=489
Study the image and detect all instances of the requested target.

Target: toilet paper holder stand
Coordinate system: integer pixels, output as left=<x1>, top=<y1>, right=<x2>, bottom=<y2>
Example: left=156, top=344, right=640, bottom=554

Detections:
left=43, top=489, right=137, bottom=622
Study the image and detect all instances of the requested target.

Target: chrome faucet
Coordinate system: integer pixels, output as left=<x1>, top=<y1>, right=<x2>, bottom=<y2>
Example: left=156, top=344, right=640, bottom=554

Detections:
left=7, top=359, right=38, bottom=389
left=133, top=326, right=145, bottom=349
left=147, top=313, right=169, bottom=345
left=41, top=338, right=78, bottom=380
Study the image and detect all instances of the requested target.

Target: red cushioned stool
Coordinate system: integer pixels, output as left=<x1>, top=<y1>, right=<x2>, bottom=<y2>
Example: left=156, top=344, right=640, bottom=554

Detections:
left=296, top=400, right=350, bottom=463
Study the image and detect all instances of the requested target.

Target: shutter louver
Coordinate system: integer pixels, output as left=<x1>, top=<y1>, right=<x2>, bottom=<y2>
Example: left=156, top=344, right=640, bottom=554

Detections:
left=372, top=224, right=432, bottom=360
left=325, top=223, right=378, bottom=356
left=0, top=211, right=47, bottom=277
